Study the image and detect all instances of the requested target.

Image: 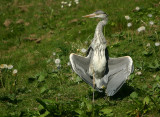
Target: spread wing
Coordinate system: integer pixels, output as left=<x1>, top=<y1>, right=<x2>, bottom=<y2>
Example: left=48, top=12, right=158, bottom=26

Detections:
left=102, top=56, right=134, bottom=96
left=69, top=51, right=102, bottom=92
left=70, top=46, right=134, bottom=96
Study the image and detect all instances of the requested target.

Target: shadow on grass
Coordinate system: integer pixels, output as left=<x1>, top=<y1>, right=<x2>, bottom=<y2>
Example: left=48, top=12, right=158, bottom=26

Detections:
left=110, top=84, right=134, bottom=100
left=88, top=84, right=134, bottom=100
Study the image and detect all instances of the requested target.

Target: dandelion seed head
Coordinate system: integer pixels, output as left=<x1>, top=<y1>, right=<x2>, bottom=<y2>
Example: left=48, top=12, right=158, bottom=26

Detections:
left=146, top=43, right=150, bottom=47
left=68, top=3, right=71, bottom=7
left=125, top=16, right=130, bottom=20
left=61, top=1, right=67, bottom=4
left=153, top=75, right=156, bottom=78
left=137, top=26, right=145, bottom=32
left=81, top=48, right=87, bottom=53
left=53, top=52, right=56, bottom=56
left=155, top=42, right=160, bottom=47
left=61, top=5, right=64, bottom=8
left=55, top=59, right=61, bottom=64
left=148, top=14, right=152, bottom=17
left=13, top=69, right=18, bottom=75
left=70, top=77, right=74, bottom=80
left=74, top=0, right=79, bottom=4
left=136, top=71, right=142, bottom=75
left=127, top=23, right=132, bottom=27
left=135, top=6, right=140, bottom=11
left=7, top=65, right=13, bottom=69
left=67, top=62, right=71, bottom=66
left=68, top=1, right=72, bottom=7
left=149, top=21, right=154, bottom=25
left=0, top=64, right=8, bottom=69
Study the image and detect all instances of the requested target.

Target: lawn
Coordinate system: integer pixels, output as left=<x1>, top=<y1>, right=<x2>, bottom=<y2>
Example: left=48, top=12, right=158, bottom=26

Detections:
left=0, top=0, right=160, bottom=116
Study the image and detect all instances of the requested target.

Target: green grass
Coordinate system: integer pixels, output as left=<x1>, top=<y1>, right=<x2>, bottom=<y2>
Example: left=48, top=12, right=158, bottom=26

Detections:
left=0, top=0, right=160, bottom=116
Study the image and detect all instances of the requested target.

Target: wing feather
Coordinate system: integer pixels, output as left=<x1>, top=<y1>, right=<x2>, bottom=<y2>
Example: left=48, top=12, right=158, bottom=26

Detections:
left=104, top=56, right=133, bottom=96
left=69, top=53, right=102, bottom=92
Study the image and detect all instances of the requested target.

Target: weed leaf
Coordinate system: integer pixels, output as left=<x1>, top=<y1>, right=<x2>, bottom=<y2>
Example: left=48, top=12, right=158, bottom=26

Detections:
left=143, top=96, right=150, bottom=105
left=100, top=108, right=113, bottom=116
left=130, top=92, right=138, bottom=99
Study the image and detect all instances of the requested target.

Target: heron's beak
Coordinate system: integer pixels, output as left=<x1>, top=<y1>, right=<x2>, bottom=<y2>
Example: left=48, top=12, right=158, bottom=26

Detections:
left=82, top=13, right=97, bottom=18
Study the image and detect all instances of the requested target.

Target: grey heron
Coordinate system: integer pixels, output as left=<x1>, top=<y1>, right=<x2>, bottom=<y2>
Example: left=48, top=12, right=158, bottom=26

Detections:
left=69, top=10, right=134, bottom=96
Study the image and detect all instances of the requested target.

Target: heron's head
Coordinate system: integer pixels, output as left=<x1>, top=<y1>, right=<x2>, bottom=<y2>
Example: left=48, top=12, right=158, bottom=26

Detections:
left=82, top=10, right=108, bottom=19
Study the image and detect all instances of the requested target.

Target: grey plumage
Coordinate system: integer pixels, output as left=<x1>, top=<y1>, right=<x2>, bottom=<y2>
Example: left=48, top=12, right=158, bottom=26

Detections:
left=69, top=10, right=134, bottom=96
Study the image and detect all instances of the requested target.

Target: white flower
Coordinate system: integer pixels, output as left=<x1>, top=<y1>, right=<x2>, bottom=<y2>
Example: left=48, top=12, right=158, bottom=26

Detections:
left=135, top=6, right=140, bottom=11
left=146, top=43, right=150, bottom=47
left=55, top=59, right=61, bottom=64
left=64, top=2, right=67, bottom=4
left=125, top=16, right=130, bottom=20
left=61, top=5, right=64, bottom=8
left=67, top=62, right=71, bottom=66
left=70, top=77, right=74, bottom=80
left=155, top=42, right=160, bottom=46
left=7, top=65, right=13, bottom=69
left=61, top=1, right=67, bottom=4
left=53, top=52, right=56, bottom=56
left=127, top=23, right=132, bottom=27
left=149, top=21, right=154, bottom=25
left=81, top=48, right=87, bottom=53
left=74, top=0, right=79, bottom=4
left=153, top=75, right=156, bottom=78
left=148, top=14, right=152, bottom=17
left=13, top=69, right=18, bottom=75
left=0, top=64, right=8, bottom=69
left=137, top=26, right=145, bottom=32
left=68, top=1, right=72, bottom=7
left=68, top=3, right=71, bottom=7
left=136, top=71, right=142, bottom=75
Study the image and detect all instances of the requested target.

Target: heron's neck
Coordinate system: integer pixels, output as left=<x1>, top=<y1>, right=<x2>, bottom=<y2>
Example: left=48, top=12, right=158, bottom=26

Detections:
left=93, top=18, right=108, bottom=45
left=96, top=18, right=107, bottom=31
left=95, top=18, right=107, bottom=35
